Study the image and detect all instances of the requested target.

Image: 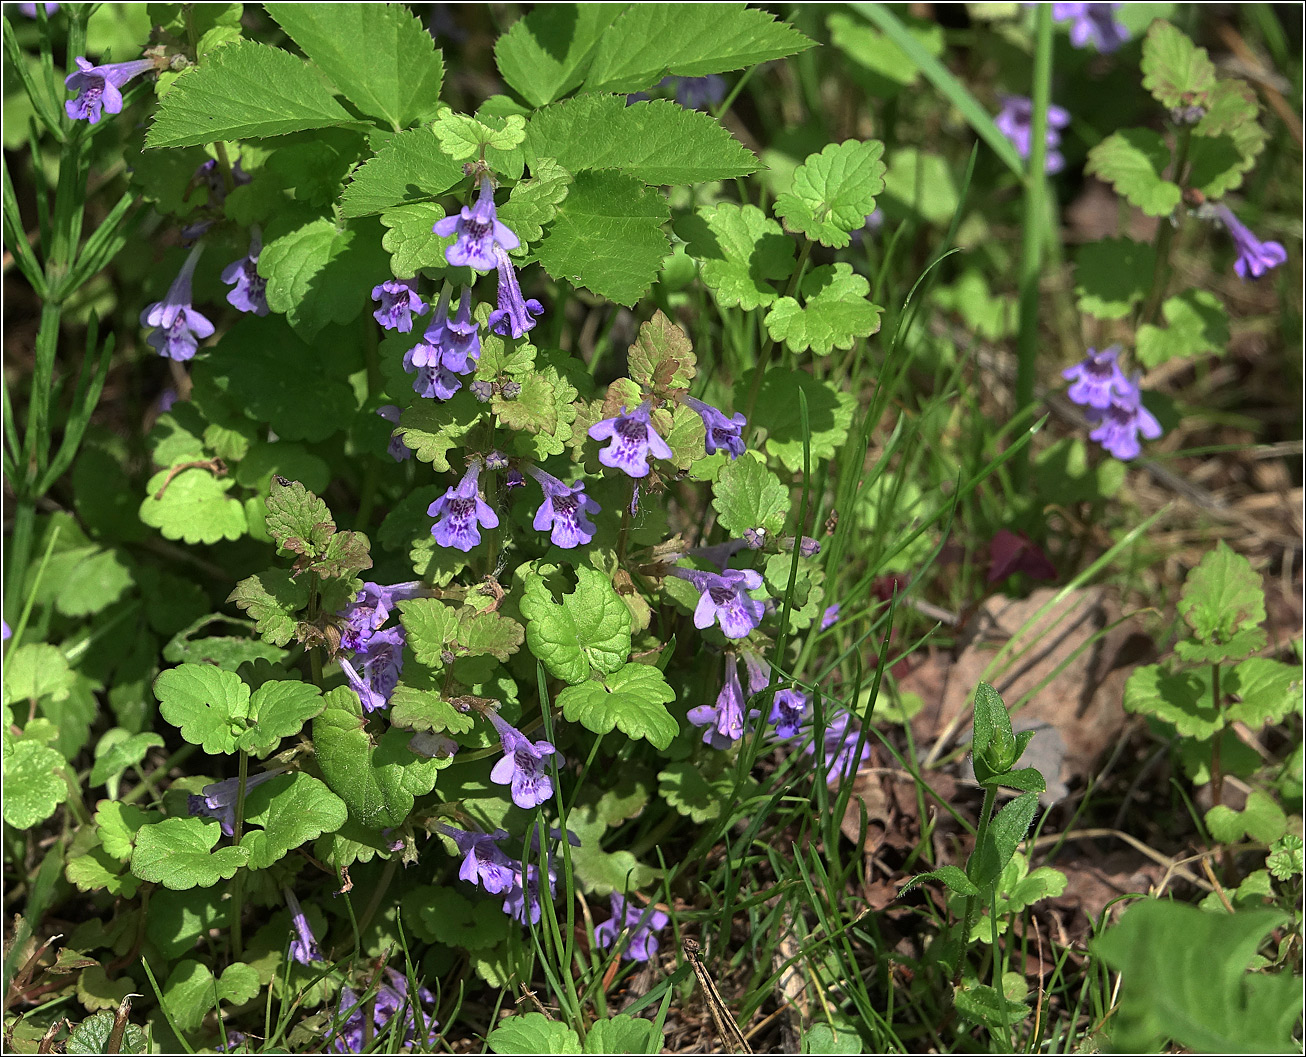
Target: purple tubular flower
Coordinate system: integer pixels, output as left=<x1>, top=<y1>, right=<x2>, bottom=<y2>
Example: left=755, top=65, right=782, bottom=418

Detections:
left=1061, top=345, right=1132, bottom=410
left=436, top=823, right=516, bottom=894
left=588, top=403, right=673, bottom=478
left=821, top=604, right=840, bottom=631
left=283, top=887, right=324, bottom=965
left=769, top=689, right=808, bottom=740
left=502, top=862, right=556, bottom=926
left=488, top=712, right=559, bottom=810
left=1213, top=204, right=1288, bottom=280
left=20, top=4, right=60, bottom=17
left=187, top=767, right=288, bottom=836
left=488, top=245, right=544, bottom=338
left=64, top=55, right=155, bottom=124
left=683, top=395, right=746, bottom=459
left=140, top=244, right=215, bottom=362
left=371, top=277, right=427, bottom=332
left=375, top=405, right=411, bottom=462
left=688, top=655, right=747, bottom=749
left=674, top=74, right=728, bottom=110
left=673, top=566, right=766, bottom=639
left=994, top=94, right=1071, bottom=174
left=428, top=461, right=499, bottom=551
left=1051, top=3, right=1129, bottom=53
left=1085, top=384, right=1163, bottom=461
left=805, top=711, right=870, bottom=786
left=221, top=229, right=268, bottom=316
left=434, top=175, right=519, bottom=272
left=338, top=581, right=424, bottom=653
left=594, top=893, right=670, bottom=962
left=526, top=466, right=600, bottom=548
left=338, top=627, right=405, bottom=712
left=404, top=287, right=480, bottom=401
left=742, top=652, right=771, bottom=696
left=331, top=970, right=439, bottom=1054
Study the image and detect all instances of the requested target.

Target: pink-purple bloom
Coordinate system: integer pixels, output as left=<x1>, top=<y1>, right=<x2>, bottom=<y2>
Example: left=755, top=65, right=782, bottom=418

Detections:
left=428, top=461, right=498, bottom=551
left=404, top=286, right=480, bottom=401
left=1213, top=203, right=1288, bottom=280
left=821, top=604, right=841, bottom=631
left=221, top=229, right=268, bottom=316
left=284, top=887, right=324, bottom=965
left=141, top=244, right=215, bottom=361
left=1061, top=345, right=1132, bottom=409
left=994, top=94, right=1071, bottom=174
left=676, top=567, right=766, bottom=639
left=372, top=277, right=427, bottom=332
left=770, top=689, right=809, bottom=740
left=376, top=405, right=411, bottom=462
left=332, top=970, right=439, bottom=1053
left=434, top=176, right=519, bottom=271
left=589, top=403, right=673, bottom=478
left=1085, top=383, right=1162, bottom=461
left=805, top=711, right=870, bottom=786
left=338, top=627, right=404, bottom=713
left=338, top=581, right=424, bottom=653
left=502, top=862, right=556, bottom=925
left=488, top=712, right=558, bottom=810
left=688, top=655, right=747, bottom=749
left=683, top=395, right=746, bottom=459
left=436, top=823, right=516, bottom=894
left=526, top=466, right=600, bottom=548
left=488, top=245, right=543, bottom=338
left=187, top=767, right=288, bottom=836
left=1051, top=3, right=1129, bottom=53
left=64, top=55, right=155, bottom=124
left=594, top=893, right=669, bottom=962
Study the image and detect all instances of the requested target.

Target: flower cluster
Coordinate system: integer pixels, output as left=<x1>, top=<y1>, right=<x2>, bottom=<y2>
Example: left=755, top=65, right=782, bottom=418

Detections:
left=1051, top=3, right=1129, bottom=53
left=595, top=894, right=670, bottom=962
left=995, top=94, right=1071, bottom=174
left=437, top=823, right=565, bottom=926
left=332, top=970, right=440, bottom=1053
left=335, top=581, right=425, bottom=712
left=1062, top=346, right=1163, bottom=460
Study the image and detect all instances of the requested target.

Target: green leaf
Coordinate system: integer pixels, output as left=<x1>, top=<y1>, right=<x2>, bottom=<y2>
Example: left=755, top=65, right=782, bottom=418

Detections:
left=1093, top=902, right=1296, bottom=1052
left=395, top=389, right=486, bottom=471
left=432, top=111, right=527, bottom=160
left=154, top=664, right=249, bottom=755
left=1136, top=288, right=1229, bottom=368
left=493, top=371, right=559, bottom=434
left=313, top=686, right=444, bottom=829
left=389, top=685, right=474, bottom=735
left=403, top=884, right=512, bottom=949
left=1074, top=238, right=1156, bottom=320
left=130, top=816, right=251, bottom=890
left=66, top=1010, right=146, bottom=1056
left=2, top=738, right=68, bottom=828
left=265, top=3, right=443, bottom=130
left=1225, top=658, right=1302, bottom=729
left=506, top=358, right=579, bottom=461
left=162, top=959, right=261, bottom=1035
left=899, top=864, right=979, bottom=898
left=582, top=4, right=813, bottom=94
left=52, top=547, right=134, bottom=617
left=96, top=801, right=162, bottom=862
left=774, top=140, right=887, bottom=248
left=971, top=681, right=1018, bottom=774
left=826, top=11, right=942, bottom=95
left=486, top=1013, right=581, bottom=1055
left=2, top=643, right=73, bottom=705
left=1206, top=789, right=1287, bottom=845
left=657, top=759, right=741, bottom=824
left=227, top=569, right=311, bottom=647
left=675, top=203, right=795, bottom=311
left=628, top=309, right=697, bottom=392
left=238, top=680, right=324, bottom=756
left=146, top=40, right=353, bottom=147
left=1140, top=19, right=1216, bottom=110
left=953, top=973, right=1029, bottom=1030
left=1085, top=129, right=1181, bottom=217
left=1123, top=664, right=1220, bottom=738
left=1178, top=541, right=1266, bottom=648
left=264, top=476, right=334, bottom=556
left=260, top=216, right=391, bottom=340
left=1187, top=80, right=1268, bottom=198
left=526, top=94, right=757, bottom=185
left=969, top=791, right=1038, bottom=888
left=89, top=731, right=164, bottom=788
left=499, top=157, right=573, bottom=246
left=880, top=147, right=959, bottom=225
left=800, top=1022, right=865, bottom=1055
left=764, top=263, right=882, bottom=355
left=583, top=1014, right=658, bottom=1055
left=520, top=567, right=632, bottom=685
left=558, top=663, right=678, bottom=750
left=1268, top=834, right=1304, bottom=880
left=399, top=598, right=461, bottom=666
left=240, top=771, right=348, bottom=869
left=379, top=202, right=454, bottom=275
left=737, top=367, right=856, bottom=473
left=712, top=453, right=790, bottom=537
left=566, top=803, right=657, bottom=896
left=494, top=5, right=623, bottom=107
left=66, top=846, right=140, bottom=898
left=140, top=467, right=247, bottom=545
left=341, top=127, right=465, bottom=217
left=458, top=611, right=525, bottom=662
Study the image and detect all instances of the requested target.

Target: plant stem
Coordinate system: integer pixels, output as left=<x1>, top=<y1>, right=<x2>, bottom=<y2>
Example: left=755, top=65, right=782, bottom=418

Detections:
left=356, top=856, right=400, bottom=940
left=1137, top=126, right=1194, bottom=329
left=1209, top=662, right=1225, bottom=810
left=954, top=784, right=998, bottom=989
left=229, top=750, right=250, bottom=958
left=743, top=239, right=813, bottom=437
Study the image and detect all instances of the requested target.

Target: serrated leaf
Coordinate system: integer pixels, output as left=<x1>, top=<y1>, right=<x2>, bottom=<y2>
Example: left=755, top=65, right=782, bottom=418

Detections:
left=238, top=680, right=324, bottom=756
left=341, top=127, right=465, bottom=217
left=899, top=864, right=979, bottom=897
left=1178, top=542, right=1266, bottom=646
left=493, top=372, right=559, bottom=434
left=2, top=738, right=68, bottom=828
left=457, top=611, right=525, bottom=661
left=162, top=959, right=261, bottom=1035
left=66, top=846, right=140, bottom=898
left=739, top=367, right=856, bottom=473
left=140, top=467, right=247, bottom=545
left=96, top=801, right=162, bottom=862
left=582, top=3, right=813, bottom=94
left=3, top=643, right=73, bottom=705
left=675, top=202, right=795, bottom=310
left=131, top=816, right=251, bottom=890
left=583, top=1015, right=658, bottom=1055
left=389, top=685, right=474, bottom=734
left=534, top=169, right=670, bottom=306
left=1188, top=80, right=1268, bottom=198
left=379, top=201, right=453, bottom=278
left=265, top=3, right=443, bottom=130
left=520, top=567, right=632, bottom=685
left=1123, top=664, right=1220, bottom=738
left=1140, top=19, right=1216, bottom=110
left=1136, top=288, right=1229, bottom=368
left=1226, top=658, right=1302, bottom=729
left=558, top=663, right=678, bottom=750
left=629, top=309, right=697, bottom=392
left=66, top=1010, right=146, bottom=1055
left=494, top=5, right=623, bottom=107
left=146, top=40, right=352, bottom=147
left=89, top=731, right=165, bottom=787
left=508, top=359, right=579, bottom=461
left=265, top=476, right=334, bottom=556
left=658, top=758, right=745, bottom=824
left=774, top=140, right=887, bottom=247
left=433, top=112, right=526, bottom=159
left=399, top=598, right=461, bottom=666
left=764, top=263, right=882, bottom=355
left=154, top=664, right=249, bottom=754
left=228, top=568, right=311, bottom=647
left=307, top=530, right=372, bottom=581
left=712, top=454, right=789, bottom=537
left=239, top=771, right=348, bottom=869
left=1085, top=129, right=1181, bottom=217
left=498, top=157, right=572, bottom=248
left=486, top=1013, right=581, bottom=1056
left=395, top=390, right=486, bottom=470
left=1074, top=238, right=1156, bottom=320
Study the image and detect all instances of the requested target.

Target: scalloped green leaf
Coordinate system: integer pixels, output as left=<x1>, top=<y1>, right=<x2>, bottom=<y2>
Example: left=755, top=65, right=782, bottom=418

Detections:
left=154, top=664, right=249, bottom=755
left=1074, top=237, right=1156, bottom=320
left=774, top=140, right=887, bottom=248
left=140, top=467, right=247, bottom=545
left=130, top=816, right=251, bottom=890
left=1085, top=129, right=1180, bottom=217
left=763, top=262, right=883, bottom=355
left=675, top=202, right=795, bottom=310
left=1140, top=20, right=1216, bottom=110
left=557, top=663, right=678, bottom=750
left=520, top=566, right=632, bottom=685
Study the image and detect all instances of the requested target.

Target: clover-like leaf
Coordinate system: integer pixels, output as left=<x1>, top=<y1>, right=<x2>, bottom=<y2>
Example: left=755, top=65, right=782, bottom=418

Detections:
left=764, top=263, right=882, bottom=355
left=774, top=140, right=887, bottom=248
left=130, top=816, right=251, bottom=890
left=557, top=663, right=678, bottom=750
left=1206, top=789, right=1287, bottom=846
left=675, top=203, right=795, bottom=310
left=520, top=567, right=632, bottom=685
left=154, top=664, right=250, bottom=755
left=2, top=738, right=69, bottom=828
left=712, top=453, right=790, bottom=538
left=162, top=959, right=261, bottom=1035
left=1085, top=129, right=1181, bottom=218
left=89, top=728, right=163, bottom=788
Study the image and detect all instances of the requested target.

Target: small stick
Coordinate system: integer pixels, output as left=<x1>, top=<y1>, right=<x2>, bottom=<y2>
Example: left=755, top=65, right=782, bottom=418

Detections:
left=682, top=938, right=753, bottom=1055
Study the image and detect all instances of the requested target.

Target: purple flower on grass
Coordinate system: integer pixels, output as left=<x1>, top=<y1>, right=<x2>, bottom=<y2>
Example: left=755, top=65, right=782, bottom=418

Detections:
left=332, top=970, right=439, bottom=1053
left=187, top=767, right=287, bottom=836
left=283, top=887, right=324, bottom=965
left=526, top=466, right=600, bottom=548
left=589, top=403, right=673, bottom=478
left=141, top=244, right=214, bottom=362
left=805, top=711, right=870, bottom=786
left=64, top=55, right=155, bottom=124
left=488, top=712, right=558, bottom=810
left=338, top=627, right=404, bottom=713
left=428, top=461, right=498, bottom=551
left=672, top=567, right=766, bottom=639
left=1061, top=345, right=1132, bottom=410
left=1085, top=385, right=1162, bottom=461
left=770, top=689, right=809, bottom=740
left=375, top=405, right=411, bottom=462
left=338, top=581, right=423, bottom=653
left=502, top=862, right=556, bottom=926
left=1212, top=203, right=1287, bottom=280
left=683, top=395, right=746, bottom=459
left=436, top=823, right=516, bottom=894
left=221, top=229, right=268, bottom=316
left=372, top=277, right=427, bottom=333
left=674, top=74, right=728, bottom=110
left=595, top=893, right=669, bottom=962
left=488, top=245, right=543, bottom=338
left=20, top=4, right=60, bottom=17
left=821, top=604, right=840, bottom=631
left=994, top=94, right=1071, bottom=174
left=688, top=655, right=747, bottom=749
left=434, top=176, right=519, bottom=271
left=404, top=287, right=480, bottom=400
left=1051, top=3, right=1129, bottom=53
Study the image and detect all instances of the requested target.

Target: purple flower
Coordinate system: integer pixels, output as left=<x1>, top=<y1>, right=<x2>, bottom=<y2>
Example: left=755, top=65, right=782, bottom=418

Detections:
left=372, top=277, right=427, bottom=333
left=502, top=862, right=556, bottom=926
left=673, top=567, right=766, bottom=639
left=338, top=580, right=424, bottom=653
left=376, top=405, right=411, bottom=462
left=526, top=466, right=600, bottom=548
left=331, top=970, right=439, bottom=1054
left=594, top=893, right=670, bottom=962
left=156, top=387, right=178, bottom=415
left=1213, top=203, right=1288, bottom=280
left=488, top=245, right=543, bottom=338
left=404, top=287, right=479, bottom=401
left=338, top=627, right=405, bottom=713
left=688, top=655, right=747, bottom=749
left=19, top=4, right=60, bottom=17
left=674, top=74, right=728, bottom=110
left=683, top=395, right=746, bottom=459
left=1085, top=384, right=1162, bottom=461
left=821, top=604, right=840, bottom=631
left=488, top=712, right=559, bottom=810
left=64, top=55, right=155, bottom=124
left=1061, top=345, right=1132, bottom=410
left=193, top=157, right=251, bottom=210
left=1051, top=3, right=1129, bottom=53
left=588, top=403, right=673, bottom=478
left=805, top=711, right=870, bottom=786
left=742, top=651, right=771, bottom=696
left=2, top=621, right=11, bottom=641
left=769, top=689, right=808, bottom=740
left=221, top=229, right=268, bottom=316
left=187, top=767, right=288, bottom=836
left=283, top=887, right=324, bottom=965
left=428, top=461, right=499, bottom=551
left=140, top=244, right=215, bottom=362
left=436, top=823, right=516, bottom=894
left=994, top=94, right=1071, bottom=174
left=470, top=379, right=493, bottom=402
left=485, top=449, right=509, bottom=471
left=433, top=176, right=519, bottom=272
